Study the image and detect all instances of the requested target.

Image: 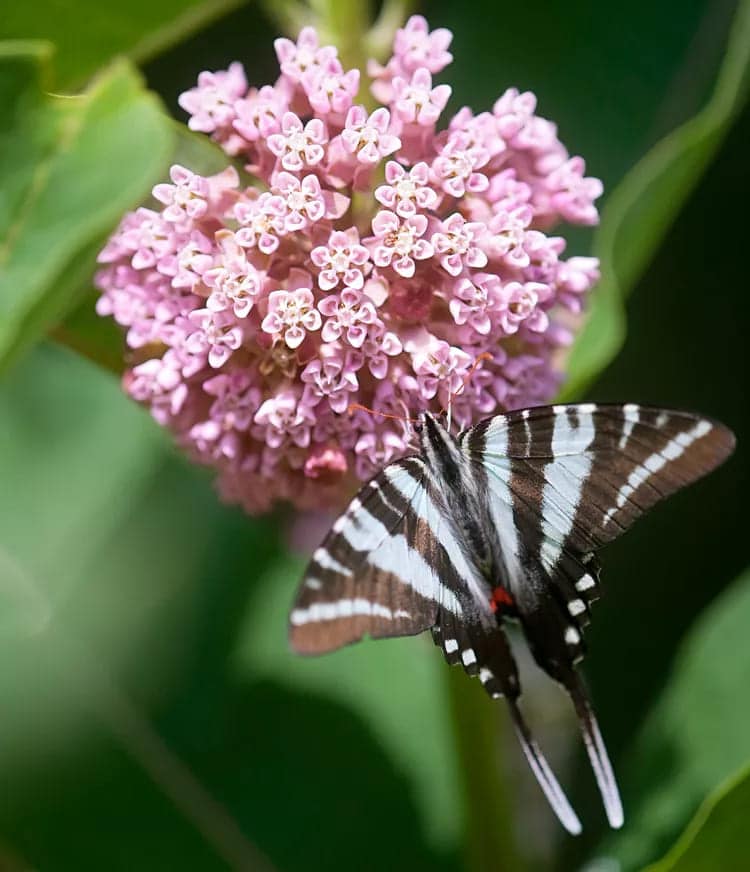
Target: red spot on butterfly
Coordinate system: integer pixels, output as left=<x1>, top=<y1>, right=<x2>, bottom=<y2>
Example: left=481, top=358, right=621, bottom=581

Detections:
left=490, top=586, right=515, bottom=613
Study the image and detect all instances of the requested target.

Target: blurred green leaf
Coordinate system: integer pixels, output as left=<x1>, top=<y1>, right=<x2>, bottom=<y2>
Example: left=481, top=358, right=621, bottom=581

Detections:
left=561, top=0, right=750, bottom=397
left=589, top=564, right=750, bottom=870
left=0, top=345, right=281, bottom=869
left=53, top=122, right=230, bottom=374
left=0, top=345, right=449, bottom=870
left=232, top=552, right=463, bottom=863
left=643, top=762, right=750, bottom=872
left=0, top=0, right=243, bottom=91
left=0, top=347, right=164, bottom=601
left=0, top=44, right=174, bottom=374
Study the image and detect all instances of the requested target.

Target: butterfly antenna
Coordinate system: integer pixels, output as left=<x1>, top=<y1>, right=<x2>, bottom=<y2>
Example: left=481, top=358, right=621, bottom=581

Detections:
left=505, top=697, right=583, bottom=836
left=348, top=403, right=419, bottom=426
left=565, top=670, right=624, bottom=829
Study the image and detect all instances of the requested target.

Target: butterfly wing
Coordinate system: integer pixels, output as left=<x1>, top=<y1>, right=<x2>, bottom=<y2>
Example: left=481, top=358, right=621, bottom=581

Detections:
left=461, top=402, right=735, bottom=828
left=291, top=446, right=585, bottom=833
left=463, top=403, right=735, bottom=614
left=290, top=455, right=478, bottom=655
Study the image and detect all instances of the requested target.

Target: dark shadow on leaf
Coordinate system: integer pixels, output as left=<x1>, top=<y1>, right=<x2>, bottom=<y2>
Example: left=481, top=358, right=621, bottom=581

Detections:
left=172, top=678, right=458, bottom=872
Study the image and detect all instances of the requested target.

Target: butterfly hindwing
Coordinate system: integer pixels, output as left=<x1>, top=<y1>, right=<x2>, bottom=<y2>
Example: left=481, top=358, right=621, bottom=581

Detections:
left=290, top=456, right=479, bottom=655
left=459, top=402, right=734, bottom=829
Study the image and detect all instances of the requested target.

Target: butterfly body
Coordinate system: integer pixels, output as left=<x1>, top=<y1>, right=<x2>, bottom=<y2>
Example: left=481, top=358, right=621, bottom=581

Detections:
left=289, top=402, right=735, bottom=834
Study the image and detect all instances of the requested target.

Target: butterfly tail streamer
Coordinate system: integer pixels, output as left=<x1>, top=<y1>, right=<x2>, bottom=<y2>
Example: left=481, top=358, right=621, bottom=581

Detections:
left=566, top=670, right=624, bottom=829
left=505, top=697, right=583, bottom=836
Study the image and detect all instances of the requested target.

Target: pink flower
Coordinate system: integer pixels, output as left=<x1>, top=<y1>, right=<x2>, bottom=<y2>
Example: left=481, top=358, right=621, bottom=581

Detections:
left=361, top=326, right=403, bottom=378
left=392, top=15, right=453, bottom=75
left=369, top=15, right=453, bottom=104
left=302, top=63, right=360, bottom=117
left=304, top=444, right=348, bottom=479
left=233, top=85, right=286, bottom=142
left=96, top=19, right=603, bottom=513
left=412, top=340, right=472, bottom=403
left=203, top=371, right=261, bottom=432
left=484, top=205, right=536, bottom=268
left=446, top=109, right=506, bottom=163
left=496, top=281, right=551, bottom=335
left=368, top=210, right=434, bottom=278
left=186, top=309, right=243, bottom=368
left=493, top=87, right=539, bottom=140
left=431, top=140, right=490, bottom=198
left=354, top=426, right=408, bottom=480
left=431, top=213, right=488, bottom=276
left=267, top=112, right=328, bottom=172
left=272, top=172, right=347, bottom=231
left=152, top=165, right=210, bottom=226
left=126, top=353, right=188, bottom=425
left=253, top=388, right=315, bottom=448
left=546, top=156, right=603, bottom=226
left=171, top=231, right=215, bottom=289
left=203, top=231, right=265, bottom=318
left=178, top=62, right=247, bottom=134
left=318, top=287, right=378, bottom=348
left=274, top=27, right=338, bottom=83
left=375, top=161, right=438, bottom=217
left=392, top=68, right=451, bottom=126
left=310, top=228, right=370, bottom=291
left=234, top=191, right=286, bottom=254
left=449, top=274, right=503, bottom=335
left=301, top=346, right=361, bottom=413
left=261, top=285, right=322, bottom=349
left=339, top=106, right=401, bottom=164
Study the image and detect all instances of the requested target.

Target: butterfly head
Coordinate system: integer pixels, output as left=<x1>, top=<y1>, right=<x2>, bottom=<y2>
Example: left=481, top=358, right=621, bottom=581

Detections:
left=416, top=411, right=463, bottom=469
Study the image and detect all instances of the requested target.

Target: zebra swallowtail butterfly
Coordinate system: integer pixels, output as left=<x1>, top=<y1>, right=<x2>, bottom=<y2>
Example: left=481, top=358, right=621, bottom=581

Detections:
left=289, top=403, right=735, bottom=833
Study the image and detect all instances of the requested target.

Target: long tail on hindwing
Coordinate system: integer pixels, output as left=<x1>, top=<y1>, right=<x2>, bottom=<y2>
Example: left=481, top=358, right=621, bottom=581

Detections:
left=433, top=612, right=583, bottom=835
left=505, top=696, right=583, bottom=835
left=562, top=668, right=623, bottom=829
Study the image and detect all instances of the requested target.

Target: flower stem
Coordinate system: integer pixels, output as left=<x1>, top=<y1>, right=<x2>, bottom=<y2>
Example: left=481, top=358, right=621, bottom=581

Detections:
left=259, top=0, right=312, bottom=37
left=309, top=0, right=373, bottom=71
left=446, top=667, right=524, bottom=872
left=365, top=0, right=417, bottom=62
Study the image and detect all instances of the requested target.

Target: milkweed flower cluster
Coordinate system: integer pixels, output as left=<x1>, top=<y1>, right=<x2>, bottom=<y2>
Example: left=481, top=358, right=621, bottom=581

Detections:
left=95, top=16, right=602, bottom=513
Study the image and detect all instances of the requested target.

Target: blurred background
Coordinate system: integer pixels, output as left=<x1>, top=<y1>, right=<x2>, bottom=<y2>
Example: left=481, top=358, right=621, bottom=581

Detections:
left=0, top=1, right=748, bottom=869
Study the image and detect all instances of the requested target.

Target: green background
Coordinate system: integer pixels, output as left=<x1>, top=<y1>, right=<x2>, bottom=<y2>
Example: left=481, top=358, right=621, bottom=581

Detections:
left=0, top=1, right=748, bottom=869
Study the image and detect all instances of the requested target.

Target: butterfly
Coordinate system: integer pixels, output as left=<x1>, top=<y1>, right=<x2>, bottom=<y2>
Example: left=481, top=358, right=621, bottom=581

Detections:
left=288, top=402, right=735, bottom=833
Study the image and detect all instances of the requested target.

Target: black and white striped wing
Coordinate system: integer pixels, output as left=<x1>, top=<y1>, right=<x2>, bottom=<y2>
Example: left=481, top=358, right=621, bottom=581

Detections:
left=464, top=403, right=735, bottom=599
left=290, top=456, right=474, bottom=655
left=462, top=402, right=734, bottom=830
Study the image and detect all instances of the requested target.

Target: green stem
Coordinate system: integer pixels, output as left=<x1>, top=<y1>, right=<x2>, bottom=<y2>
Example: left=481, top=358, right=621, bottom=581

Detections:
left=446, top=667, right=524, bottom=872
left=258, top=0, right=312, bottom=37
left=309, top=0, right=372, bottom=69
left=365, top=0, right=418, bottom=62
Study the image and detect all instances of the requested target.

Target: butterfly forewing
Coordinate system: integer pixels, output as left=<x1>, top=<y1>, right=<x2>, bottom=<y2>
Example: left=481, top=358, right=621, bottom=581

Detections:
left=465, top=403, right=735, bottom=553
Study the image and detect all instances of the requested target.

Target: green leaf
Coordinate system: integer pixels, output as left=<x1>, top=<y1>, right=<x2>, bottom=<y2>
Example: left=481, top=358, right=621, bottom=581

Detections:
left=0, top=345, right=281, bottom=870
left=0, top=0, right=243, bottom=91
left=0, top=345, right=449, bottom=871
left=52, top=122, right=231, bottom=375
left=231, top=552, right=464, bottom=862
left=589, top=565, right=750, bottom=870
left=644, top=763, right=750, bottom=872
left=0, top=44, right=174, bottom=374
left=561, top=0, right=750, bottom=396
